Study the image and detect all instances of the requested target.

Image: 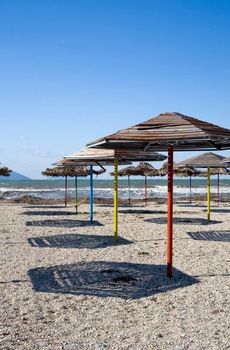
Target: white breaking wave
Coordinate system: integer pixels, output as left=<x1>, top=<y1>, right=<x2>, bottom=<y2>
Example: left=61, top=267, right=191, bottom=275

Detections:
left=1, top=184, right=230, bottom=199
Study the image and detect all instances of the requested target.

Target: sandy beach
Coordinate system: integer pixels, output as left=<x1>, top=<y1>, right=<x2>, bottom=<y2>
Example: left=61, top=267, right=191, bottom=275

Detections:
left=1, top=200, right=230, bottom=350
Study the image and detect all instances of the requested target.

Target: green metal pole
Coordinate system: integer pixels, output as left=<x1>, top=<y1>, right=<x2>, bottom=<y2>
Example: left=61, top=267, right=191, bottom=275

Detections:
left=75, top=175, right=78, bottom=214
left=207, top=167, right=211, bottom=221
left=128, top=175, right=131, bottom=205
left=64, top=176, right=68, bottom=207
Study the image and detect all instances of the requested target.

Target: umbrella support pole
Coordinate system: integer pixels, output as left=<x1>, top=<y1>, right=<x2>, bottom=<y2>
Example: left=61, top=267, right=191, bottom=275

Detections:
left=207, top=167, right=211, bottom=221
left=90, top=165, right=93, bottom=224
left=189, top=175, right=192, bottom=203
left=75, top=176, right=78, bottom=214
left=217, top=173, right=220, bottom=206
left=128, top=175, right=131, bottom=206
left=114, top=160, right=118, bottom=241
left=167, top=145, right=173, bottom=278
left=64, top=176, right=68, bottom=207
left=144, top=176, right=148, bottom=206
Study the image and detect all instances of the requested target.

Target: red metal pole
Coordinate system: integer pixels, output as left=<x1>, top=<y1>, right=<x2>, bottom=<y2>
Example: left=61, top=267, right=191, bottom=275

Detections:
left=217, top=173, right=220, bottom=206
left=144, top=176, right=148, bottom=206
left=64, top=176, right=68, bottom=207
left=167, top=145, right=174, bottom=278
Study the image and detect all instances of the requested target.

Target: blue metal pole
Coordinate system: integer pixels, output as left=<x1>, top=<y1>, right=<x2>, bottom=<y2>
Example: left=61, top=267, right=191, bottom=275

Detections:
left=90, top=165, right=93, bottom=223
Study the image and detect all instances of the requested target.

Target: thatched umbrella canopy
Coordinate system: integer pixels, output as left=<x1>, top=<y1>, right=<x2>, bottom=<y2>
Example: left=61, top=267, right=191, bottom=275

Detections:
left=0, top=166, right=12, bottom=176
left=199, top=167, right=230, bottom=176
left=220, top=156, right=230, bottom=165
left=159, top=161, right=201, bottom=176
left=42, top=166, right=104, bottom=177
left=87, top=111, right=230, bottom=278
left=115, top=166, right=138, bottom=177
left=135, top=162, right=159, bottom=176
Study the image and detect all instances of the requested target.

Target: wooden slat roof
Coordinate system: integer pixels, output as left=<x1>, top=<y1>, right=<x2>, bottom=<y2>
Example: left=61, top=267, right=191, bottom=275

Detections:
left=64, top=147, right=166, bottom=162
left=175, top=152, right=226, bottom=168
left=87, top=112, right=230, bottom=151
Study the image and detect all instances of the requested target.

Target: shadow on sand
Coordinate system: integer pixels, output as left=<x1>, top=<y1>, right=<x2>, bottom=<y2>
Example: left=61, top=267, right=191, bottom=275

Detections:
left=28, top=261, right=198, bottom=299
left=177, top=203, right=207, bottom=208
left=28, top=234, right=132, bottom=249
left=187, top=230, right=230, bottom=242
left=145, top=217, right=222, bottom=225
left=24, top=205, right=66, bottom=209
left=26, top=219, right=103, bottom=228
left=97, top=204, right=143, bottom=208
left=119, top=209, right=167, bottom=214
left=23, top=211, right=75, bottom=216
left=202, top=208, right=230, bottom=214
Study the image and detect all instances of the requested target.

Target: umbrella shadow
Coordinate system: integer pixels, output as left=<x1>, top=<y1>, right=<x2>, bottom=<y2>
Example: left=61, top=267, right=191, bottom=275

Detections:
left=24, top=205, right=67, bottom=209
left=177, top=203, right=207, bottom=208
left=28, top=261, right=198, bottom=299
left=144, top=217, right=222, bottom=225
left=187, top=230, right=230, bottom=242
left=97, top=204, right=142, bottom=208
left=28, top=234, right=132, bottom=249
left=203, top=208, right=230, bottom=213
left=119, top=209, right=167, bottom=214
left=23, top=211, right=75, bottom=216
left=26, top=219, right=103, bottom=227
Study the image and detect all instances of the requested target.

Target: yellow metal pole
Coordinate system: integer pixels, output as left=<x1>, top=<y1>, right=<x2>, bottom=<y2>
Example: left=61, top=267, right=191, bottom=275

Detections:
left=207, top=167, right=211, bottom=221
left=114, top=159, right=118, bottom=241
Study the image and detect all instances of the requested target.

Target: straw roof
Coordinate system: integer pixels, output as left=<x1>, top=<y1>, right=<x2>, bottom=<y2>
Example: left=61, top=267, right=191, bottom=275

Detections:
left=113, top=166, right=139, bottom=177
left=199, top=167, right=230, bottom=176
left=0, top=166, right=12, bottom=176
left=159, top=162, right=201, bottom=177
left=65, top=147, right=166, bottom=162
left=134, top=162, right=159, bottom=176
left=111, top=162, right=159, bottom=177
left=220, top=156, right=230, bottom=165
left=175, top=152, right=225, bottom=169
left=87, top=112, right=230, bottom=151
left=42, top=166, right=105, bottom=177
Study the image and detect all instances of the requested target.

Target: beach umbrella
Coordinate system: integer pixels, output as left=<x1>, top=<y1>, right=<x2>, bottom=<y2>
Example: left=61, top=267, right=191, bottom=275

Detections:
left=110, top=165, right=137, bottom=205
left=0, top=166, right=12, bottom=176
left=87, top=112, right=230, bottom=278
left=134, top=162, right=159, bottom=206
left=176, top=152, right=227, bottom=215
left=197, top=166, right=230, bottom=206
left=42, top=166, right=104, bottom=210
left=53, top=159, right=105, bottom=213
left=159, top=162, right=201, bottom=203
left=110, top=163, right=159, bottom=205
left=65, top=147, right=166, bottom=227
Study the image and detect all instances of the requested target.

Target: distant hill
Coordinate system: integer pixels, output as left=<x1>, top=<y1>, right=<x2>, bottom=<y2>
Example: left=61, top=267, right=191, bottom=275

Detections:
left=0, top=171, right=32, bottom=180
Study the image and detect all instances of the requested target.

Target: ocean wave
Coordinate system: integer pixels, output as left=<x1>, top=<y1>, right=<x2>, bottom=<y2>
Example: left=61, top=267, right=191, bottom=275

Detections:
left=1, top=184, right=230, bottom=200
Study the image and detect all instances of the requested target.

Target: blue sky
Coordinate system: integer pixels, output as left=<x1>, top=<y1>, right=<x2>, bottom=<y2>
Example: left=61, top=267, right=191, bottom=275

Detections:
left=1, top=0, right=230, bottom=178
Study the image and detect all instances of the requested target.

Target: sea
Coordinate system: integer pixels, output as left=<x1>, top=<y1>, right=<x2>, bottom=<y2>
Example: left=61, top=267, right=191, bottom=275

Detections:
left=0, top=178, right=230, bottom=200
